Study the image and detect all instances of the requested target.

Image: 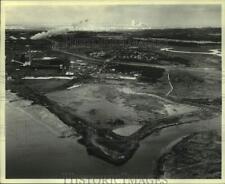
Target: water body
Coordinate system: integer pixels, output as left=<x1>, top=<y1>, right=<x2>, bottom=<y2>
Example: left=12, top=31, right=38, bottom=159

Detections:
left=67, top=84, right=81, bottom=90
left=135, top=37, right=221, bottom=44
left=22, top=76, right=75, bottom=80
left=113, top=125, right=143, bottom=136
left=161, top=48, right=221, bottom=57
left=6, top=91, right=220, bottom=178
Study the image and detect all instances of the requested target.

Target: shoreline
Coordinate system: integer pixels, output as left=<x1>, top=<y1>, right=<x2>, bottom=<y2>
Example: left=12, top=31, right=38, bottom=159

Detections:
left=6, top=81, right=220, bottom=166
left=155, top=131, right=221, bottom=178
left=5, top=84, right=221, bottom=178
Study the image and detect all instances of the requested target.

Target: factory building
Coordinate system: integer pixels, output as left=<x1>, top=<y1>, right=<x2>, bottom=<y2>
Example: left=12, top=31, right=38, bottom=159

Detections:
left=19, top=50, right=69, bottom=70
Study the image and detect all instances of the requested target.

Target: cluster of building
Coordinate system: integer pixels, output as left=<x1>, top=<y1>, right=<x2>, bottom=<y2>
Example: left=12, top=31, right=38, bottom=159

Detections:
left=115, top=50, right=156, bottom=62
left=69, top=59, right=98, bottom=76
left=12, top=50, right=69, bottom=70
left=89, top=51, right=106, bottom=58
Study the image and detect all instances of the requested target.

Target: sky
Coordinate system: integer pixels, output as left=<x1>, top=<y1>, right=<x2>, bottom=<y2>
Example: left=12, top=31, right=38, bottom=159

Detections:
left=5, top=5, right=221, bottom=29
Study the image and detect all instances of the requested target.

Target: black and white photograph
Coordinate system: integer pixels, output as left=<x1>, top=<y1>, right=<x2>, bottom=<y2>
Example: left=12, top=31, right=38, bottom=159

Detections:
left=1, top=0, right=223, bottom=182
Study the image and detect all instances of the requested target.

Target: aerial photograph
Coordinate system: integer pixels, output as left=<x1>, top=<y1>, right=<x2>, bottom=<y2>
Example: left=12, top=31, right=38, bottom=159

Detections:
left=4, top=3, right=222, bottom=179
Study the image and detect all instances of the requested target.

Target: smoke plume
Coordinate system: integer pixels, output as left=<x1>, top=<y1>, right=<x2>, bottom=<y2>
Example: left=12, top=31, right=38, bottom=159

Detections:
left=30, top=19, right=88, bottom=40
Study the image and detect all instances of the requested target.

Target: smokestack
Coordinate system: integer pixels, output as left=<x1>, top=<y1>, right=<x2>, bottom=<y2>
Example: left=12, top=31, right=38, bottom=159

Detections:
left=23, top=45, right=32, bottom=66
left=28, top=47, right=32, bottom=64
